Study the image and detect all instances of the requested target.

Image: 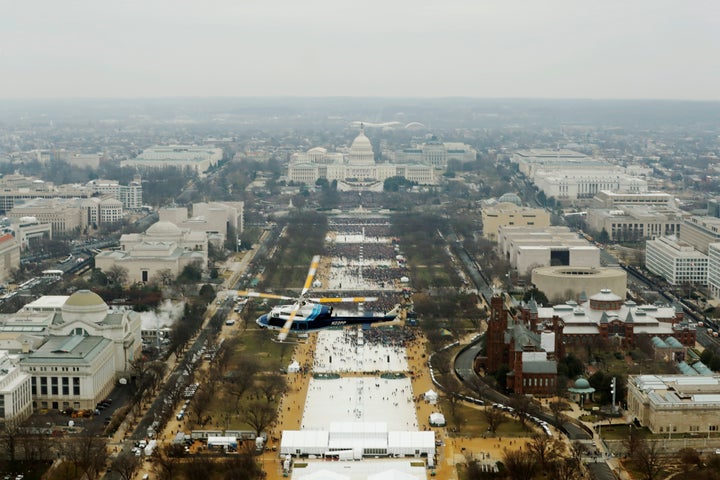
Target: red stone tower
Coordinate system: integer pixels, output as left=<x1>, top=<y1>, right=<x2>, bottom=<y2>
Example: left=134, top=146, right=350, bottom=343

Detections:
left=486, top=292, right=508, bottom=373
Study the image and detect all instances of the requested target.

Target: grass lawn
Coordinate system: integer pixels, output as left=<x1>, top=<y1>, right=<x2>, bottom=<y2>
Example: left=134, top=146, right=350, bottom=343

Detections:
left=439, top=400, right=533, bottom=438
left=189, top=324, right=294, bottom=432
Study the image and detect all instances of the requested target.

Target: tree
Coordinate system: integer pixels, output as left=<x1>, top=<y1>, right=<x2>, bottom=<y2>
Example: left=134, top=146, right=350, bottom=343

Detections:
left=548, top=456, right=583, bottom=480
left=502, top=447, right=538, bottom=480
left=105, top=265, right=129, bottom=286
left=508, top=393, right=532, bottom=429
left=110, top=452, right=141, bottom=480
left=258, top=373, right=288, bottom=402
left=633, top=440, right=665, bottom=480
left=178, top=260, right=204, bottom=284
left=679, top=447, right=701, bottom=474
left=199, top=284, right=216, bottom=304
left=225, top=355, right=261, bottom=411
left=522, top=287, right=549, bottom=306
left=242, top=400, right=277, bottom=437
left=152, top=444, right=185, bottom=480
left=481, top=406, right=507, bottom=435
left=62, top=432, right=108, bottom=480
left=188, top=384, right=214, bottom=426
left=0, top=417, right=24, bottom=462
left=152, top=268, right=175, bottom=286
left=526, top=433, right=562, bottom=472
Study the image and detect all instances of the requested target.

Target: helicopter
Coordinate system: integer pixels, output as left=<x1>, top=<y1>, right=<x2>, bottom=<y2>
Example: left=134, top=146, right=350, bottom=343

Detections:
left=237, top=255, right=404, bottom=342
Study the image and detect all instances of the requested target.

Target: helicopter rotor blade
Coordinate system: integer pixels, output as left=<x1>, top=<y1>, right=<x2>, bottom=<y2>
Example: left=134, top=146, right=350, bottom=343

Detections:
left=300, top=255, right=321, bottom=297
left=237, top=291, right=295, bottom=301
left=309, top=296, right=378, bottom=303
left=277, top=301, right=302, bottom=342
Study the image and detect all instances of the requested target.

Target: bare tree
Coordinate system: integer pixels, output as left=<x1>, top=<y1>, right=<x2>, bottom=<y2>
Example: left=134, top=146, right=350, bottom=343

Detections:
left=0, top=417, right=24, bottom=462
left=62, top=432, right=108, bottom=480
left=502, top=447, right=538, bottom=480
left=152, top=443, right=186, bottom=480
left=526, top=433, right=563, bottom=472
left=548, top=456, right=583, bottom=480
left=110, top=452, right=141, bottom=480
left=225, top=355, right=261, bottom=411
left=212, top=336, right=238, bottom=374
left=481, top=406, right=507, bottom=435
left=632, top=440, right=665, bottom=480
left=258, top=373, right=288, bottom=402
left=19, top=416, right=54, bottom=462
left=242, top=400, right=277, bottom=437
left=152, top=268, right=175, bottom=286
left=188, top=384, right=214, bottom=426
left=105, top=265, right=129, bottom=285
left=679, top=447, right=701, bottom=475
left=508, top=393, right=532, bottom=429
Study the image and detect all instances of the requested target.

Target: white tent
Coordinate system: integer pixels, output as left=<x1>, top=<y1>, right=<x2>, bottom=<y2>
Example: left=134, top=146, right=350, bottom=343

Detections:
left=429, top=412, right=446, bottom=427
left=298, top=469, right=350, bottom=480
left=424, top=389, right=438, bottom=404
left=287, top=360, right=301, bottom=373
left=368, top=469, right=420, bottom=480
left=400, top=276, right=410, bottom=283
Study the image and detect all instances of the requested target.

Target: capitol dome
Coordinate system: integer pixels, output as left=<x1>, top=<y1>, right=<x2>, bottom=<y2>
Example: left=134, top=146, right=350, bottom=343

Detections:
left=62, top=290, right=109, bottom=323
left=146, top=221, right=182, bottom=237
left=348, top=128, right=375, bottom=165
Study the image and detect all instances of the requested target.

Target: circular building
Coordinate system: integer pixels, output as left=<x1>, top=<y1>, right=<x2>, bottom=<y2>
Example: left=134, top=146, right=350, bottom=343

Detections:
left=531, top=266, right=626, bottom=303
left=568, top=377, right=596, bottom=407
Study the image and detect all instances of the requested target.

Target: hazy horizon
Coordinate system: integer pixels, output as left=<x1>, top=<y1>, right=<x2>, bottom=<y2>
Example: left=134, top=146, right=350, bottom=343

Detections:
left=2, top=1, right=719, bottom=101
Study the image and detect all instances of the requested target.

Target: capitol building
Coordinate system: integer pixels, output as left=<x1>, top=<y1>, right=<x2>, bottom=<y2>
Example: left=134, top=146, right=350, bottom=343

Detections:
left=287, top=127, right=437, bottom=192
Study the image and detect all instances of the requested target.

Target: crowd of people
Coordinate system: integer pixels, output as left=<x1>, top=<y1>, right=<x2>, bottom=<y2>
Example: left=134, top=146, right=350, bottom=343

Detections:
left=327, top=243, right=396, bottom=260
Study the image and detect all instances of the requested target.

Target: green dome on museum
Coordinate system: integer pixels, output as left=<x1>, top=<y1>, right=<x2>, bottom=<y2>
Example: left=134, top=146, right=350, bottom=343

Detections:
left=574, top=378, right=591, bottom=390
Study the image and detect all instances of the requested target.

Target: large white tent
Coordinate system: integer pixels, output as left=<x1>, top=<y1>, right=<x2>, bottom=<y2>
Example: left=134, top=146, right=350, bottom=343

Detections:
left=280, top=430, right=330, bottom=456
left=387, top=431, right=435, bottom=457
left=368, top=469, right=420, bottom=480
left=297, top=470, right=351, bottom=480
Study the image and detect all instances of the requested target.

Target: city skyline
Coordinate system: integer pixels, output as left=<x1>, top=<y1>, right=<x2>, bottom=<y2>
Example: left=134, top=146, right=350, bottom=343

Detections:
left=1, top=0, right=719, bottom=100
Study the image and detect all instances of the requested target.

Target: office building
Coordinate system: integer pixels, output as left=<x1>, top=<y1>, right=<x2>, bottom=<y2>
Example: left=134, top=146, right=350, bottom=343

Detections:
left=586, top=205, right=683, bottom=242
left=122, top=145, right=223, bottom=176
left=679, top=216, right=720, bottom=255
left=646, top=236, right=708, bottom=286
left=0, top=233, right=20, bottom=284
left=497, top=225, right=599, bottom=275
left=481, top=202, right=550, bottom=241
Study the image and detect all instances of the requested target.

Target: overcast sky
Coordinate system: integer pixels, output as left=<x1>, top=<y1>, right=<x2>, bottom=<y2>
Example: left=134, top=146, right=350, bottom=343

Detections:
left=1, top=0, right=718, bottom=100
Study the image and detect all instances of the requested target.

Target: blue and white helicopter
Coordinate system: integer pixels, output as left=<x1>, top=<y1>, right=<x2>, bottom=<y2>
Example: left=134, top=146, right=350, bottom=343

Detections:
left=238, top=255, right=403, bottom=342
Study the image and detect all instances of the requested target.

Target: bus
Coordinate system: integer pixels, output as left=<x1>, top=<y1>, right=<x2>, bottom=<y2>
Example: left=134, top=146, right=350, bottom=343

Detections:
left=42, top=270, right=63, bottom=279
